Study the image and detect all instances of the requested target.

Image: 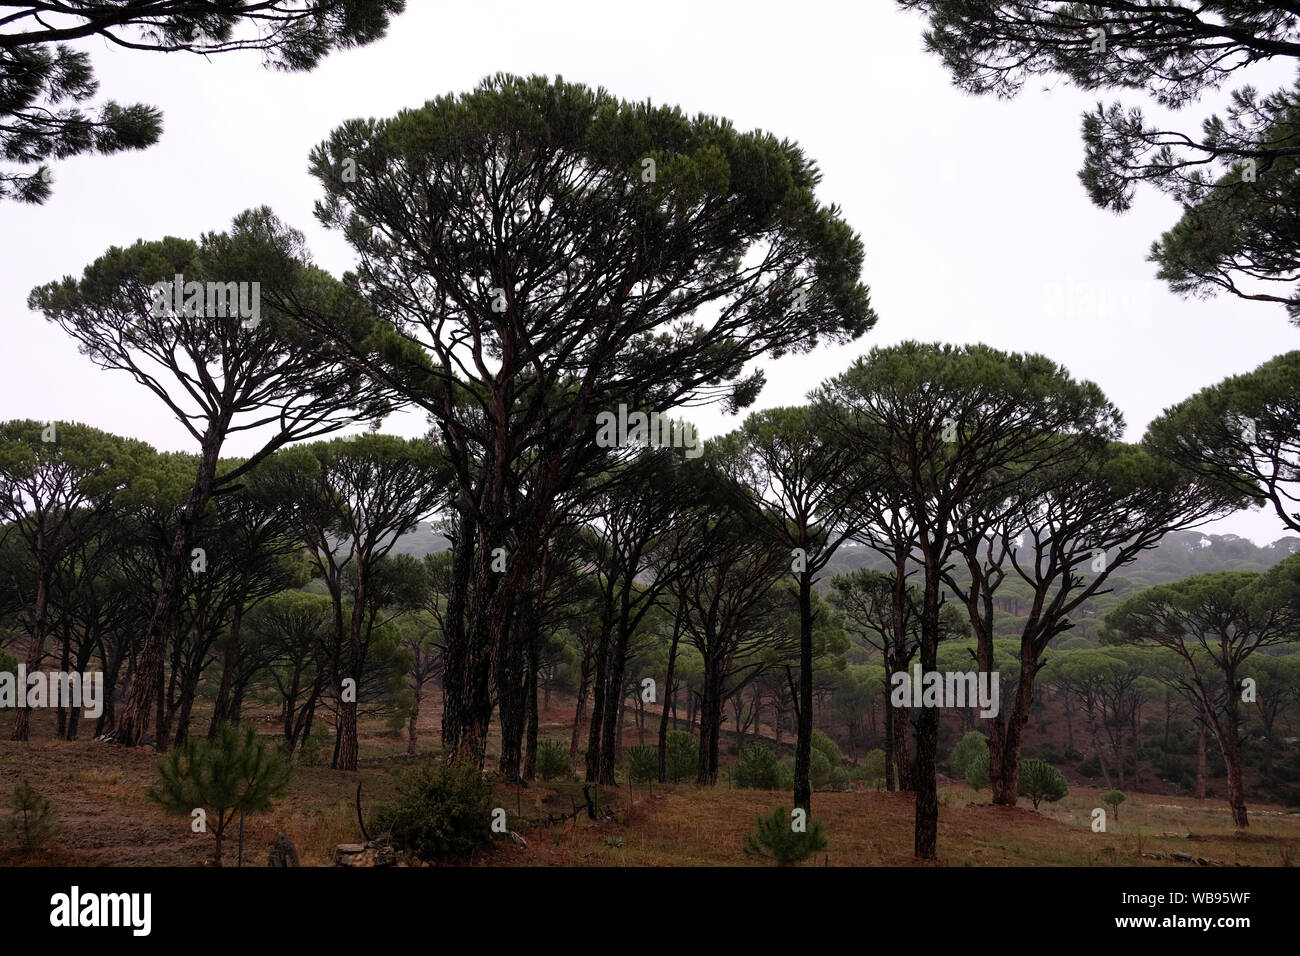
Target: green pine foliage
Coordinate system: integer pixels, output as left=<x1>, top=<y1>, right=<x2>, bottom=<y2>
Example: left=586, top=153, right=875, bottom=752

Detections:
left=851, top=749, right=887, bottom=790
left=663, top=731, right=698, bottom=783
left=1018, top=758, right=1069, bottom=809
left=810, top=730, right=851, bottom=790
left=536, top=739, right=572, bottom=781
left=949, top=730, right=988, bottom=779
left=777, top=760, right=796, bottom=791
left=733, top=742, right=782, bottom=790
left=373, top=760, right=493, bottom=862
left=810, top=749, right=832, bottom=789
left=147, top=722, right=292, bottom=866
left=4, top=780, right=57, bottom=853
left=1103, top=790, right=1126, bottom=820
left=743, top=806, right=828, bottom=866
left=623, top=745, right=659, bottom=786
left=966, top=750, right=990, bottom=791
left=811, top=730, right=843, bottom=764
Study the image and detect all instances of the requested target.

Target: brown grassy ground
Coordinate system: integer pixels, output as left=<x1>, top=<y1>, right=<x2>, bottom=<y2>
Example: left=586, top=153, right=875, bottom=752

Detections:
left=485, top=779, right=1300, bottom=867
left=2, top=697, right=1297, bottom=866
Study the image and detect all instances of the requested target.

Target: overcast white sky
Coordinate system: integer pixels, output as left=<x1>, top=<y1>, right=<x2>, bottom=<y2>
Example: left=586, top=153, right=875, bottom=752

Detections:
left=2, top=1, right=1295, bottom=544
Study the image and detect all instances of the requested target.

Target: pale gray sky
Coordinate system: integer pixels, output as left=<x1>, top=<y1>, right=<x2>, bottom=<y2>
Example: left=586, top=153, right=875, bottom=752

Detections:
left=2, top=1, right=1294, bottom=543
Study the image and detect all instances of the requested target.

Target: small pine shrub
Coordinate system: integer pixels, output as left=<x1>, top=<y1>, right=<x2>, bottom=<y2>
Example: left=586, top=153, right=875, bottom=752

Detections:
left=536, top=739, right=572, bottom=780
left=966, top=749, right=990, bottom=791
left=949, top=730, right=988, bottom=779
left=851, top=749, right=887, bottom=790
left=810, top=749, right=833, bottom=790
left=811, top=730, right=843, bottom=766
left=1018, top=758, right=1069, bottom=809
left=742, top=806, right=828, bottom=866
left=148, top=723, right=293, bottom=867
left=1102, top=789, right=1126, bottom=820
left=777, top=760, right=795, bottom=791
left=297, top=722, right=330, bottom=768
left=663, top=731, right=698, bottom=783
left=623, top=745, right=658, bottom=786
left=733, top=743, right=782, bottom=790
left=372, top=760, right=493, bottom=861
left=810, top=731, right=850, bottom=790
left=5, top=780, right=57, bottom=853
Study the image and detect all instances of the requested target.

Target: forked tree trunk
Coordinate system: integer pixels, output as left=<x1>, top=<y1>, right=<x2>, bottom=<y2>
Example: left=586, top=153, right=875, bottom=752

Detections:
left=209, top=576, right=249, bottom=737
left=116, top=421, right=227, bottom=746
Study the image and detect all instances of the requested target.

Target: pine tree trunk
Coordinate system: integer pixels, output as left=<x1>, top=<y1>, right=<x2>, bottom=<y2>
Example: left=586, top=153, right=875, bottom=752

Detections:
left=697, top=659, right=724, bottom=785
left=570, top=664, right=590, bottom=765
left=1222, top=677, right=1248, bottom=827
left=883, top=677, right=897, bottom=791
left=523, top=625, right=539, bottom=781
left=56, top=629, right=71, bottom=738
left=10, top=566, right=50, bottom=741
left=794, top=571, right=814, bottom=813
left=1195, top=722, right=1207, bottom=799
left=585, top=638, right=608, bottom=783
left=209, top=577, right=248, bottom=737
left=598, top=615, right=631, bottom=785
left=657, top=619, right=681, bottom=783
left=116, top=421, right=227, bottom=746
left=440, top=509, right=496, bottom=767
left=407, top=685, right=421, bottom=755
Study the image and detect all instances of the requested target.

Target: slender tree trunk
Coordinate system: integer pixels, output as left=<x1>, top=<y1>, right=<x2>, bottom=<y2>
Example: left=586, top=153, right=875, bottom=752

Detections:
left=571, top=660, right=590, bottom=765
left=407, top=683, right=422, bottom=755
left=55, top=629, right=71, bottom=738
left=598, top=614, right=632, bottom=785
left=913, top=561, right=944, bottom=860
left=883, top=680, right=896, bottom=791
left=10, top=567, right=50, bottom=741
left=155, top=655, right=170, bottom=753
left=523, top=623, right=539, bottom=781
left=441, top=508, right=497, bottom=767
left=697, top=658, right=724, bottom=785
left=1195, top=721, right=1207, bottom=799
left=988, top=640, right=1037, bottom=807
left=913, top=702, right=939, bottom=859
left=116, top=421, right=228, bottom=746
left=1221, top=677, right=1248, bottom=827
left=585, top=625, right=610, bottom=783
left=657, top=616, right=682, bottom=784
left=174, top=682, right=197, bottom=750
left=209, top=577, right=248, bottom=737
left=615, top=685, right=628, bottom=763
left=794, top=571, right=814, bottom=813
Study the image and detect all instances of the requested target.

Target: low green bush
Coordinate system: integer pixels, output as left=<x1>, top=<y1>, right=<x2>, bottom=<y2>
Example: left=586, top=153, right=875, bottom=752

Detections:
left=372, top=761, right=493, bottom=861
left=536, top=739, right=572, bottom=781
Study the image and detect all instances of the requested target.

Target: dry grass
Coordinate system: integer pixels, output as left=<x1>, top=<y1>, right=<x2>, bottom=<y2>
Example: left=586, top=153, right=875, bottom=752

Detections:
left=1, top=703, right=1297, bottom=866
